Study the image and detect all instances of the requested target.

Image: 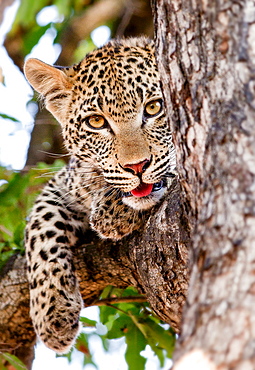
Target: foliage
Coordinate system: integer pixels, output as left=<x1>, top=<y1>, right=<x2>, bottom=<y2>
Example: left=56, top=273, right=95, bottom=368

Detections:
left=7, top=0, right=96, bottom=62
left=0, top=114, right=20, bottom=123
left=0, top=161, right=65, bottom=270
left=65, top=286, right=175, bottom=369
left=99, top=286, right=175, bottom=369
left=0, top=353, right=28, bottom=370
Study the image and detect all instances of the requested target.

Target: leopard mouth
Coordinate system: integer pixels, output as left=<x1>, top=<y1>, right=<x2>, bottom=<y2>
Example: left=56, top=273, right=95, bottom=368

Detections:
left=122, top=180, right=165, bottom=198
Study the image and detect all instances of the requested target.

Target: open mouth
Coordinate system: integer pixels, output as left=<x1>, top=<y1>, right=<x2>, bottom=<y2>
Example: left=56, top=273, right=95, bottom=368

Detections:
left=123, top=180, right=164, bottom=198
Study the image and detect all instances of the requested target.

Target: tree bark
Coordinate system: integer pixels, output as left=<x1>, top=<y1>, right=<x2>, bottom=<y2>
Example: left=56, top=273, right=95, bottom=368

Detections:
left=152, top=0, right=255, bottom=368
left=0, top=255, right=35, bottom=370
left=0, top=179, right=190, bottom=368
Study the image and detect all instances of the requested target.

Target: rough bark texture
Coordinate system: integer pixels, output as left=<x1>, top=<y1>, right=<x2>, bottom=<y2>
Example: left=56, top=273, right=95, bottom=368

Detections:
left=0, top=255, right=35, bottom=369
left=0, top=179, right=189, bottom=368
left=75, top=179, right=190, bottom=325
left=152, top=0, right=255, bottom=369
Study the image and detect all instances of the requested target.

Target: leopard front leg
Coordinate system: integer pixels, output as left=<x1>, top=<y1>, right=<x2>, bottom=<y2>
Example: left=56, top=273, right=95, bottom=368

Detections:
left=25, top=182, right=88, bottom=353
left=90, top=188, right=147, bottom=240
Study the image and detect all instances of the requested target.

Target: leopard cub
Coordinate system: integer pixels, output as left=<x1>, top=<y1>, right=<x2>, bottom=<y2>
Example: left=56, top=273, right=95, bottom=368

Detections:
left=24, top=37, right=176, bottom=353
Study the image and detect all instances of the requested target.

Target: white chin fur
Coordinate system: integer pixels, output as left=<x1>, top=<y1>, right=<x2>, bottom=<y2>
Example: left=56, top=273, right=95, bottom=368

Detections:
left=122, top=187, right=167, bottom=211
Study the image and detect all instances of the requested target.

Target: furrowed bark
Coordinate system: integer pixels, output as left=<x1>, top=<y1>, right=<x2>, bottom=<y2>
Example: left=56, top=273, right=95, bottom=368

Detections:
left=152, top=0, right=255, bottom=368
left=77, top=180, right=189, bottom=330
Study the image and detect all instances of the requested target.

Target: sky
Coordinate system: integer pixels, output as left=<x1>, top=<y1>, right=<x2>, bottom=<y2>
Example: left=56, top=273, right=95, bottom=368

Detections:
left=0, top=2, right=172, bottom=369
left=0, top=0, right=32, bottom=169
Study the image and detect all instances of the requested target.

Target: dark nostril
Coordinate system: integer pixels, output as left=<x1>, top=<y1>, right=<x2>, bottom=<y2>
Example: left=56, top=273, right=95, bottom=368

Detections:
left=123, top=159, right=151, bottom=175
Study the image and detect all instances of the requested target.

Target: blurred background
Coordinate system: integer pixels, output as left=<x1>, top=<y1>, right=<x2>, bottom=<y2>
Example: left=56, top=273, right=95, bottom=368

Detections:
left=0, top=0, right=153, bottom=170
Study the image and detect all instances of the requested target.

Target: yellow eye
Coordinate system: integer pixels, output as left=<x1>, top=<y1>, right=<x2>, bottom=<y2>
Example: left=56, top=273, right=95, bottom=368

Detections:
left=87, top=115, right=106, bottom=129
left=144, top=99, right=162, bottom=116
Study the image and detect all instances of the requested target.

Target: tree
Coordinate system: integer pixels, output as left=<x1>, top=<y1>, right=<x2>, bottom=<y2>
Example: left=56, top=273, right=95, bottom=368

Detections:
left=152, top=0, right=255, bottom=368
left=1, top=0, right=255, bottom=369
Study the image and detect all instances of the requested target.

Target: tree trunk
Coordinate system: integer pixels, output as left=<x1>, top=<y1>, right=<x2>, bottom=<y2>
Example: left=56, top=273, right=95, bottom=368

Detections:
left=152, top=0, right=255, bottom=368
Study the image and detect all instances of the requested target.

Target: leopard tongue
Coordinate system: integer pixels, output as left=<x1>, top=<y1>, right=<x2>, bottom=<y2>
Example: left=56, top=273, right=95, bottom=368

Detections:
left=131, top=182, right=153, bottom=198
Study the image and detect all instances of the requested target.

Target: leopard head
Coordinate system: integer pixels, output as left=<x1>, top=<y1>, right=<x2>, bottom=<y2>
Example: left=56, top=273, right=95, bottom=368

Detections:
left=24, top=37, right=176, bottom=211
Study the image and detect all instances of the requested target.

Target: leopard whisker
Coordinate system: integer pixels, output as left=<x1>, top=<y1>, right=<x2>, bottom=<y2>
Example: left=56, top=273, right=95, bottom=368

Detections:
left=64, top=184, right=113, bottom=208
left=59, top=181, right=110, bottom=204
left=35, top=171, right=64, bottom=179
left=38, top=150, right=70, bottom=158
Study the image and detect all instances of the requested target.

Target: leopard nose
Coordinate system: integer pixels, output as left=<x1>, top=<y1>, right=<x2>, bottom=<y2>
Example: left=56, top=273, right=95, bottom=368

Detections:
left=123, top=159, right=151, bottom=175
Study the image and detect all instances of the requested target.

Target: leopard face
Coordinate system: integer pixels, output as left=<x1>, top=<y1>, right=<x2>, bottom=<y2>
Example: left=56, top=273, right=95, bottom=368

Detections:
left=24, top=37, right=176, bottom=212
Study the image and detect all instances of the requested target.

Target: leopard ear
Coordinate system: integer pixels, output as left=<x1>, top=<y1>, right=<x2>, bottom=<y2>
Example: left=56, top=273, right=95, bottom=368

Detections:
left=24, top=58, right=72, bottom=123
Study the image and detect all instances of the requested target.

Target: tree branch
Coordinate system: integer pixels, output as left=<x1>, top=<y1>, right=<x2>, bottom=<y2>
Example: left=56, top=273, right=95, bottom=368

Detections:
left=0, top=179, right=190, bottom=367
left=56, top=0, right=126, bottom=66
left=93, top=296, right=147, bottom=306
left=0, top=254, right=35, bottom=369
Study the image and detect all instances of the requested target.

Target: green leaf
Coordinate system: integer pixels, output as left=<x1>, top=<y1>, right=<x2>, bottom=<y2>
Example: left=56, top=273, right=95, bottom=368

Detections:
left=107, top=315, right=132, bottom=339
left=23, top=24, right=52, bottom=55
left=122, top=286, right=141, bottom=297
left=11, top=0, right=51, bottom=30
left=0, top=113, right=20, bottom=123
left=0, top=161, right=66, bottom=271
left=140, top=318, right=175, bottom=359
left=0, top=355, right=8, bottom=370
left=106, top=314, right=147, bottom=370
left=13, top=221, right=26, bottom=247
left=99, top=304, right=118, bottom=326
left=100, top=285, right=114, bottom=299
left=0, top=172, right=29, bottom=207
left=75, top=332, right=89, bottom=354
left=98, top=334, right=110, bottom=352
left=117, top=302, right=141, bottom=316
left=73, top=38, right=96, bottom=64
left=80, top=316, right=97, bottom=327
left=125, top=323, right=146, bottom=370
left=2, top=353, right=28, bottom=370
left=54, top=0, right=72, bottom=17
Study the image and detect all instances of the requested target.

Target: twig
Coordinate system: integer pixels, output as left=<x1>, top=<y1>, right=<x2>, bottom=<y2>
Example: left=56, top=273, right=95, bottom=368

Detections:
left=92, top=295, right=147, bottom=307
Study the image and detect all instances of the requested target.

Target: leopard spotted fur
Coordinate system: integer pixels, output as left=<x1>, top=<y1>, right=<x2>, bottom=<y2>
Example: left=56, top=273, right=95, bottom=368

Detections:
left=24, top=37, right=176, bottom=353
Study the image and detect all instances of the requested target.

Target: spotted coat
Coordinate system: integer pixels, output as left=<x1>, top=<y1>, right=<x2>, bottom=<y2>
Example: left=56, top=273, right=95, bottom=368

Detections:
left=24, top=37, right=176, bottom=353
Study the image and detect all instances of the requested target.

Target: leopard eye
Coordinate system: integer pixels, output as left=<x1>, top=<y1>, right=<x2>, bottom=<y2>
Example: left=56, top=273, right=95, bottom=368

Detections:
left=86, top=115, right=106, bottom=129
left=144, top=99, right=162, bottom=117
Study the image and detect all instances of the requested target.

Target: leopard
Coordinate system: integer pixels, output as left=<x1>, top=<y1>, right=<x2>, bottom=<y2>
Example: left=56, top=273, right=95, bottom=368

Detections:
left=24, top=37, right=176, bottom=354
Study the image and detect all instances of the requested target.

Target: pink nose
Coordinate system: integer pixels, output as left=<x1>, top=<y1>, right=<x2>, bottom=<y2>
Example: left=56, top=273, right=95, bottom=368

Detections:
left=123, top=159, right=150, bottom=175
